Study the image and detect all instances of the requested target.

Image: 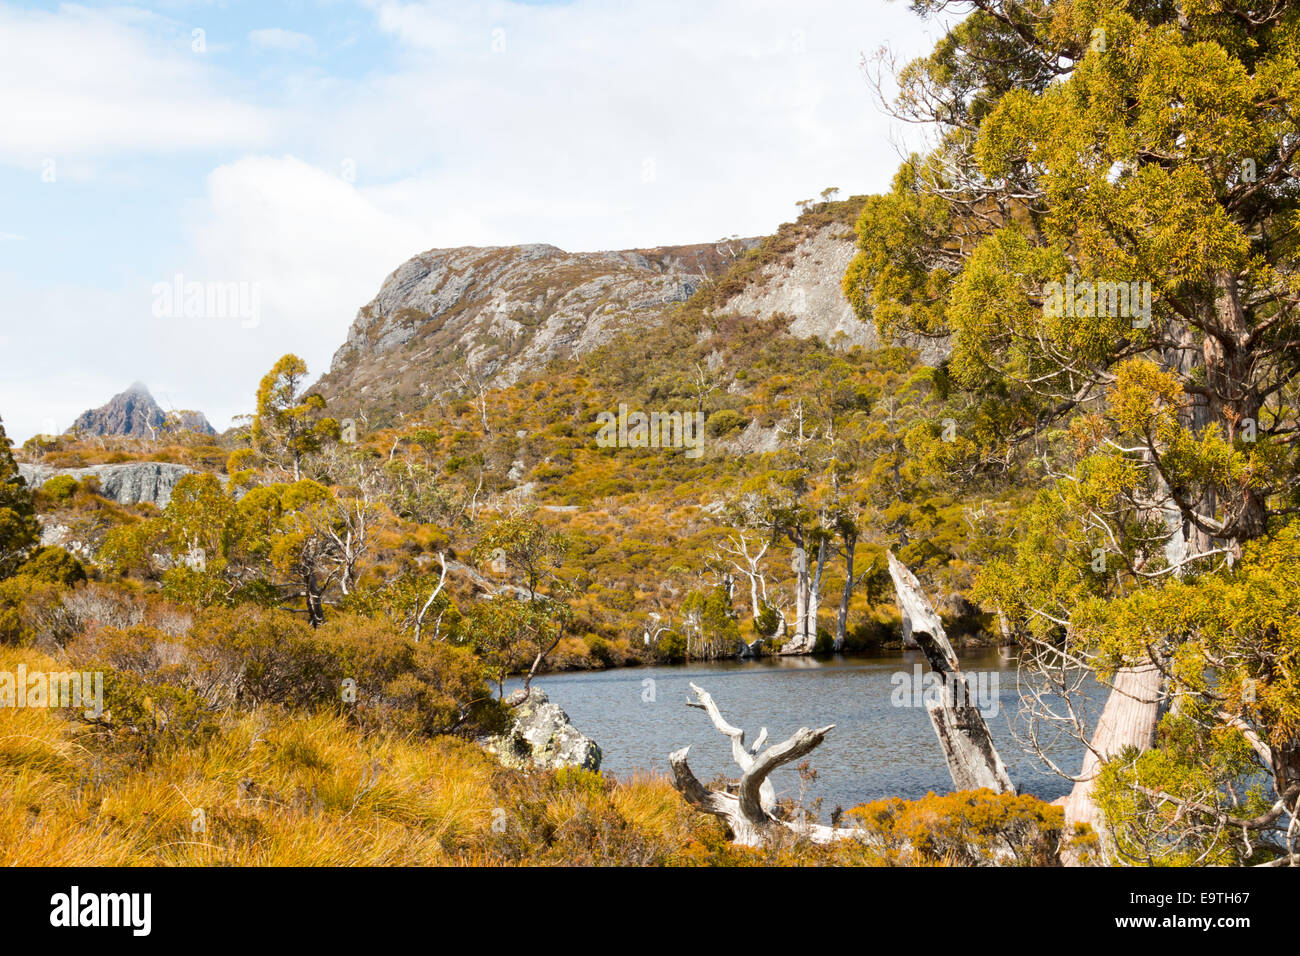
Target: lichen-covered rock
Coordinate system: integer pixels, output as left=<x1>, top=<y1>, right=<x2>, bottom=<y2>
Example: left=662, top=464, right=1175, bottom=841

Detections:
left=35, top=517, right=96, bottom=562
left=480, top=687, right=602, bottom=772
left=18, top=461, right=205, bottom=509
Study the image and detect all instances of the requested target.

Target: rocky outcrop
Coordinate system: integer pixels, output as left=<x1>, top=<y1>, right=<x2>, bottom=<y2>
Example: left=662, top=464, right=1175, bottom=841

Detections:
left=314, top=240, right=757, bottom=426
left=18, top=461, right=200, bottom=509
left=35, top=517, right=96, bottom=562
left=480, top=687, right=602, bottom=772
left=71, top=382, right=215, bottom=437
left=718, top=221, right=951, bottom=366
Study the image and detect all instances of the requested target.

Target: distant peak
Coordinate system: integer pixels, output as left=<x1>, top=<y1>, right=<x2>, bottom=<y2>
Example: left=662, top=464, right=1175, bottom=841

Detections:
left=70, top=383, right=216, bottom=438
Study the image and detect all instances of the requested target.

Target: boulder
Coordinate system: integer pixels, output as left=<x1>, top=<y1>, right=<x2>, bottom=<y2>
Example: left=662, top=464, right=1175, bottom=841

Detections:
left=480, top=687, right=602, bottom=772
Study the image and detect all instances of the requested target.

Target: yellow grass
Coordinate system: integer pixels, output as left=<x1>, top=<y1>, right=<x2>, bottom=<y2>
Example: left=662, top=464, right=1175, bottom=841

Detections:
left=0, top=646, right=714, bottom=865
left=1, top=646, right=1063, bottom=866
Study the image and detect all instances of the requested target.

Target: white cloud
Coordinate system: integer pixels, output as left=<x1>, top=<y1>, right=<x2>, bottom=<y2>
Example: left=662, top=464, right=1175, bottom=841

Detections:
left=318, top=0, right=941, bottom=249
left=0, top=4, right=272, bottom=166
left=190, top=154, right=434, bottom=349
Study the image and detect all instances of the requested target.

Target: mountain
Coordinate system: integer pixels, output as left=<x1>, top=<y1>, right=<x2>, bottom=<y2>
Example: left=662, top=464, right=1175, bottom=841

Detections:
left=313, top=196, right=949, bottom=426
left=313, top=240, right=761, bottom=425
left=70, top=382, right=216, bottom=437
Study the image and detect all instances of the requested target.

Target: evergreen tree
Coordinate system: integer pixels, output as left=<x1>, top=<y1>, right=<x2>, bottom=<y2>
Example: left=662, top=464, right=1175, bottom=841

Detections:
left=0, top=416, right=38, bottom=579
left=852, top=0, right=1300, bottom=863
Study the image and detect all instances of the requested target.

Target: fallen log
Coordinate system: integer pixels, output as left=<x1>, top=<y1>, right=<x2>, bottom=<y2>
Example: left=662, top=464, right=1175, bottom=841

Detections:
left=669, top=682, right=867, bottom=846
left=887, top=552, right=1015, bottom=794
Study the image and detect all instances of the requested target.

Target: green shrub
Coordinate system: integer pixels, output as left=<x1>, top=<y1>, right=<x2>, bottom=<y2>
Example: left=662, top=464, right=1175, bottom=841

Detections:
left=17, top=546, right=86, bottom=587
left=41, top=475, right=79, bottom=501
left=705, top=409, right=748, bottom=437
left=848, top=789, right=1068, bottom=866
left=586, top=635, right=616, bottom=667
left=71, top=607, right=505, bottom=739
left=753, top=603, right=781, bottom=638
left=655, top=630, right=687, bottom=663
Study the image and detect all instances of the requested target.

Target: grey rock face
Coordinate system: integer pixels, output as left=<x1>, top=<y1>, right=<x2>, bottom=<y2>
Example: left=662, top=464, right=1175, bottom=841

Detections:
left=18, top=461, right=201, bottom=509
left=36, top=517, right=96, bottom=562
left=70, top=382, right=216, bottom=437
left=720, top=222, right=952, bottom=365
left=480, top=687, right=602, bottom=772
left=315, top=240, right=758, bottom=424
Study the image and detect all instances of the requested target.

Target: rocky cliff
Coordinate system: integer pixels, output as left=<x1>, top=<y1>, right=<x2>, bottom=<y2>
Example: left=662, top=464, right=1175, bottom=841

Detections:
left=71, top=383, right=215, bottom=437
left=18, top=461, right=201, bottom=509
left=717, top=220, right=951, bottom=366
left=313, top=241, right=759, bottom=425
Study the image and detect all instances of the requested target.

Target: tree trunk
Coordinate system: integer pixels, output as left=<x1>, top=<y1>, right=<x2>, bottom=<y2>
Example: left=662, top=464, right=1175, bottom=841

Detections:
left=413, top=552, right=448, bottom=643
left=835, top=535, right=854, bottom=653
left=1059, top=661, right=1163, bottom=865
left=887, top=552, right=1015, bottom=793
left=304, top=574, right=325, bottom=628
left=782, top=530, right=815, bottom=655
left=782, top=536, right=827, bottom=655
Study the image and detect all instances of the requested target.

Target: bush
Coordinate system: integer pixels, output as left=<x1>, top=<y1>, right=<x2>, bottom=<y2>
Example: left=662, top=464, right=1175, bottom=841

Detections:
left=0, top=578, right=65, bottom=646
left=655, top=630, right=687, bottom=663
left=69, top=606, right=505, bottom=739
left=98, top=667, right=220, bottom=753
left=40, top=475, right=78, bottom=501
left=586, top=635, right=617, bottom=667
left=753, top=603, right=781, bottom=638
left=17, top=546, right=86, bottom=587
left=181, top=606, right=339, bottom=709
left=314, top=615, right=505, bottom=736
left=847, top=789, right=1066, bottom=866
left=705, top=409, right=749, bottom=438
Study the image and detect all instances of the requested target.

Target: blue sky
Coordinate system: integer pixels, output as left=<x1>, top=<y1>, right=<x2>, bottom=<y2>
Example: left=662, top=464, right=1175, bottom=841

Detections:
left=0, top=0, right=949, bottom=441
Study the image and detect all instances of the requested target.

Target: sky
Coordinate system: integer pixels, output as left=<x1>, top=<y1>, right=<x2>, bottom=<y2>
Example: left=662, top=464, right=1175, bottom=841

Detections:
left=0, top=0, right=951, bottom=442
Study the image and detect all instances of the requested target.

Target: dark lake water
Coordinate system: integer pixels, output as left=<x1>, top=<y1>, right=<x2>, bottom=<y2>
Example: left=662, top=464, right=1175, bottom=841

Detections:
left=510, top=649, right=1087, bottom=813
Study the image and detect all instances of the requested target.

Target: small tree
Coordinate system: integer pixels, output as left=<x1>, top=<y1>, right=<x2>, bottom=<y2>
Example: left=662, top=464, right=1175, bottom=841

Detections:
left=251, top=354, right=337, bottom=481
left=472, top=514, right=574, bottom=696
left=0, top=416, right=38, bottom=579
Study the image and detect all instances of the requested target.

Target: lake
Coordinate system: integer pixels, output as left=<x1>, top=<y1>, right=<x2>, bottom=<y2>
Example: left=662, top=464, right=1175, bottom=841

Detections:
left=511, top=649, right=1088, bottom=813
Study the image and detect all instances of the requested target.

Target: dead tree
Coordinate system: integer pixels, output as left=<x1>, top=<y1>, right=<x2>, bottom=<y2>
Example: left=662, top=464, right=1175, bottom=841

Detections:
left=713, top=531, right=787, bottom=657
left=887, top=552, right=1015, bottom=794
left=413, top=552, right=448, bottom=643
left=669, top=683, right=866, bottom=846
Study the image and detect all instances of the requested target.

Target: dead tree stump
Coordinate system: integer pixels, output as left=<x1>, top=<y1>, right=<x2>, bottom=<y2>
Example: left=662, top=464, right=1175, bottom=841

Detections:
left=887, top=552, right=1015, bottom=794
